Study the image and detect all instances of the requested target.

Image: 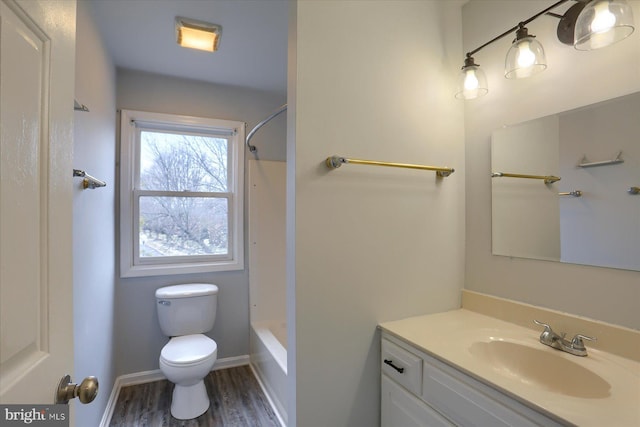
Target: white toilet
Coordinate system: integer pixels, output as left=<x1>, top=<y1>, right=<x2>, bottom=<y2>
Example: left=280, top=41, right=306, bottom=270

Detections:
left=155, top=283, right=219, bottom=420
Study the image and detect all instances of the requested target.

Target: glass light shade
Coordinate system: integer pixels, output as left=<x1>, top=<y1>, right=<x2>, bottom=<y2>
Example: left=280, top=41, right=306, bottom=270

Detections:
left=574, top=0, right=635, bottom=50
left=504, top=36, right=547, bottom=79
left=455, top=65, right=488, bottom=100
left=176, top=18, right=221, bottom=52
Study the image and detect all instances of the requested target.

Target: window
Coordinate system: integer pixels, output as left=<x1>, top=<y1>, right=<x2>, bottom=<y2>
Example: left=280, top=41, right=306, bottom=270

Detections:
left=120, top=110, right=244, bottom=277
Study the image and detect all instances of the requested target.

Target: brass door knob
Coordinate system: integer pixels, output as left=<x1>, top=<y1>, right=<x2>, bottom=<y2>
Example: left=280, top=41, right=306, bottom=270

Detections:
left=56, top=374, right=99, bottom=404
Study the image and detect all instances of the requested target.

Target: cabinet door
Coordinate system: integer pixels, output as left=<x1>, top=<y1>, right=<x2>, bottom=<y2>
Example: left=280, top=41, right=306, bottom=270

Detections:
left=422, top=354, right=554, bottom=427
left=382, top=375, right=452, bottom=427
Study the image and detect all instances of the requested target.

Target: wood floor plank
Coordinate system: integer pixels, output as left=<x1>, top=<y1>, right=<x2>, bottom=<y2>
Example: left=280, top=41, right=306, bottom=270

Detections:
left=109, top=365, right=280, bottom=427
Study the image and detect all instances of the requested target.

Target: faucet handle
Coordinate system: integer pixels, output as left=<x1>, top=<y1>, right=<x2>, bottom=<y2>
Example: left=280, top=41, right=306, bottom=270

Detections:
left=533, top=320, right=558, bottom=343
left=570, top=334, right=597, bottom=350
left=533, top=319, right=552, bottom=332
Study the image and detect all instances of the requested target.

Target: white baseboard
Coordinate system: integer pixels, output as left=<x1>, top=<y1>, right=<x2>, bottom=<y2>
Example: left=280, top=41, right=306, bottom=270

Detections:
left=212, top=354, right=250, bottom=371
left=99, top=355, right=250, bottom=427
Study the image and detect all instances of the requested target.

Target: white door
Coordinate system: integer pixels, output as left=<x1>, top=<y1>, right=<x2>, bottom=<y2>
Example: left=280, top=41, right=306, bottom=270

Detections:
left=0, top=0, right=76, bottom=406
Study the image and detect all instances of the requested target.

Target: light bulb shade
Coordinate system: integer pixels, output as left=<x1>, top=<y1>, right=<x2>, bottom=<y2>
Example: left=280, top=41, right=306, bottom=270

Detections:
left=574, top=0, right=635, bottom=50
left=455, top=64, right=488, bottom=100
left=176, top=17, right=221, bottom=52
left=504, top=36, right=547, bottom=79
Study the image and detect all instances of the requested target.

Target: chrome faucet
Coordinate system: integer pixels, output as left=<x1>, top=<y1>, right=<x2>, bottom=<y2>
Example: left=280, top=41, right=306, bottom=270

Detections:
left=533, top=320, right=596, bottom=357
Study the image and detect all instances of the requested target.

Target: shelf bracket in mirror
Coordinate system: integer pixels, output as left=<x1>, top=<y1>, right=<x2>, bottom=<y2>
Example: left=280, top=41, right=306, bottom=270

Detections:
left=578, top=151, right=623, bottom=168
left=491, top=172, right=560, bottom=185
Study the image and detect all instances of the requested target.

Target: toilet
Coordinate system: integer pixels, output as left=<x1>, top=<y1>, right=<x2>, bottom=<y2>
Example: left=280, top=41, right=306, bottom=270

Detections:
left=155, top=283, right=219, bottom=420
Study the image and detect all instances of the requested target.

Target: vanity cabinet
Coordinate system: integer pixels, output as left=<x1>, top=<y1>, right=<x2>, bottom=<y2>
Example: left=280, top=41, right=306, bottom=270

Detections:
left=381, top=333, right=565, bottom=427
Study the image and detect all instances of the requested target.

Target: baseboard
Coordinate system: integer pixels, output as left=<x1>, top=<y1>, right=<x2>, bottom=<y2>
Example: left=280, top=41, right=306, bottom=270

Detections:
left=212, top=354, right=250, bottom=371
left=99, top=355, right=250, bottom=427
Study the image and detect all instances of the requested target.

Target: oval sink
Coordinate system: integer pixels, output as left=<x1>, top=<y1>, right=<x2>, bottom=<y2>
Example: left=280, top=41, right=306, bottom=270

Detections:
left=469, top=340, right=611, bottom=398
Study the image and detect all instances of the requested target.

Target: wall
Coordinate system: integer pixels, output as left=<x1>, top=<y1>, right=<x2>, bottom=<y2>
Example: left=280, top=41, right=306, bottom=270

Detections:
left=248, top=160, right=286, bottom=325
left=290, top=2, right=466, bottom=426
left=73, top=2, right=116, bottom=425
left=463, top=0, right=640, bottom=329
left=114, top=69, right=286, bottom=375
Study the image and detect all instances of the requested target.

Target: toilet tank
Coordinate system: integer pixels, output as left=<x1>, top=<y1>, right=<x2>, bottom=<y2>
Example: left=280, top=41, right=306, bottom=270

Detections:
left=155, top=283, right=218, bottom=337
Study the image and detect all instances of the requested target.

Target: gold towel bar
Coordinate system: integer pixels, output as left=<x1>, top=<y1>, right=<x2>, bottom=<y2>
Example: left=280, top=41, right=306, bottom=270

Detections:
left=326, top=156, right=454, bottom=178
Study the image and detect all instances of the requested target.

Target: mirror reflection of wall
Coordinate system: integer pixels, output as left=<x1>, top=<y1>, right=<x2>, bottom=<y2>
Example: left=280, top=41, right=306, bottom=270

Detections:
left=491, top=92, right=640, bottom=271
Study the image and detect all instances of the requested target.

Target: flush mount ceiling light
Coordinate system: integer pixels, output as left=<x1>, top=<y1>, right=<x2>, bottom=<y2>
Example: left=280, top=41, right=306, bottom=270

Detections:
left=456, top=0, right=635, bottom=100
left=176, top=17, right=221, bottom=52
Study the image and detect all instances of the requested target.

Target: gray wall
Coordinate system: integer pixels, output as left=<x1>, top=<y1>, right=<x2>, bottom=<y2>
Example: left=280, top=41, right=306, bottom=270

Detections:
left=115, top=69, right=286, bottom=375
left=289, top=2, right=466, bottom=426
left=463, top=0, right=640, bottom=329
left=73, top=2, right=117, bottom=425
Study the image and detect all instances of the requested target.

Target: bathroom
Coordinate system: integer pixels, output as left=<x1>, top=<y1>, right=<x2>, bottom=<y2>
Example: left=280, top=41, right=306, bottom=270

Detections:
left=1, top=0, right=638, bottom=426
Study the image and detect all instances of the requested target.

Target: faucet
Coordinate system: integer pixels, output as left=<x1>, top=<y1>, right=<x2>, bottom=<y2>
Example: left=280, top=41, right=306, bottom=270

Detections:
left=533, top=320, right=596, bottom=357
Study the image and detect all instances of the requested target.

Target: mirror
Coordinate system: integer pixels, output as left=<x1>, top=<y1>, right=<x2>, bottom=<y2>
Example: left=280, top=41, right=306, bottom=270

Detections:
left=491, top=92, right=640, bottom=271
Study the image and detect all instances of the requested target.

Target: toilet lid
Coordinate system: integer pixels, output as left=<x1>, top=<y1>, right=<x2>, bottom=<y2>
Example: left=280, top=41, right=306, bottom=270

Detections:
left=161, top=334, right=217, bottom=365
left=155, top=283, right=218, bottom=299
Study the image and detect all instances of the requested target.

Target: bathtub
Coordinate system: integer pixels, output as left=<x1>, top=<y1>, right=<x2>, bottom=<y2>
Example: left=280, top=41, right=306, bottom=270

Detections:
left=250, top=320, right=287, bottom=425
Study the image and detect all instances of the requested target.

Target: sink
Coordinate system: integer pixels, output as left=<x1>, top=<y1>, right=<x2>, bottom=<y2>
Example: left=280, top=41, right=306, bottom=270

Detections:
left=468, top=340, right=611, bottom=398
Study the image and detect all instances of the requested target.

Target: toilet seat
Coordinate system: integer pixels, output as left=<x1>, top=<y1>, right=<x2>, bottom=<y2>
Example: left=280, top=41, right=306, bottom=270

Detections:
left=161, top=334, right=217, bottom=367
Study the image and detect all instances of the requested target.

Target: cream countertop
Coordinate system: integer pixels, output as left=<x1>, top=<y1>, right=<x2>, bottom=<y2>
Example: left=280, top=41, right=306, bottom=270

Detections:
left=379, top=309, right=640, bottom=427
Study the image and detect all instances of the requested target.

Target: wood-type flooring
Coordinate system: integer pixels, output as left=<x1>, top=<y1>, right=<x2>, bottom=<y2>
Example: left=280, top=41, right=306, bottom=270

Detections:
left=109, top=365, right=280, bottom=427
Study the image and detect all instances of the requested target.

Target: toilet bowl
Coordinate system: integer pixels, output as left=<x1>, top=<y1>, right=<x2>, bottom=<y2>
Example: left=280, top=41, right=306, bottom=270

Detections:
left=160, top=334, right=218, bottom=419
left=155, top=283, right=219, bottom=420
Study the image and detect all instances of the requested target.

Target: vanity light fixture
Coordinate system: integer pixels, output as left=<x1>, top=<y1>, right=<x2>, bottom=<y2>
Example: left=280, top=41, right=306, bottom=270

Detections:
left=176, top=17, right=221, bottom=52
left=573, top=0, right=636, bottom=50
left=456, top=0, right=636, bottom=100
left=504, top=24, right=547, bottom=79
left=455, top=56, right=488, bottom=100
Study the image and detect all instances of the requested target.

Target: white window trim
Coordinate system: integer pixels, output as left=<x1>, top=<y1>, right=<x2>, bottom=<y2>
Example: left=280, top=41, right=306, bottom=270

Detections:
left=119, top=109, right=245, bottom=277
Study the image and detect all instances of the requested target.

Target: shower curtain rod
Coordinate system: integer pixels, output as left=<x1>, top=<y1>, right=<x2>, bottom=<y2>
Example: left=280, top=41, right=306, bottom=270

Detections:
left=246, top=104, right=287, bottom=154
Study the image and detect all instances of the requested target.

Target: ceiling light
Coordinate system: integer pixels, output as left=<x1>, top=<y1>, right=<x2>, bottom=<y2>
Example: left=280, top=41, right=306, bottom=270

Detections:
left=574, top=0, right=635, bottom=50
left=504, top=25, right=547, bottom=79
left=455, top=56, right=488, bottom=100
left=176, top=17, right=221, bottom=52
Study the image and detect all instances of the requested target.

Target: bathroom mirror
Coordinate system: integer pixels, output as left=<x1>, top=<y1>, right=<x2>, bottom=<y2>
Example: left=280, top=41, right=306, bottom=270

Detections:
left=491, top=92, right=640, bottom=272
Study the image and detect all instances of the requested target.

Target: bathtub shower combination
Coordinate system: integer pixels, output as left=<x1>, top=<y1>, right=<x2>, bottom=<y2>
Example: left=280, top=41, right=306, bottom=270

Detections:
left=248, top=158, right=287, bottom=425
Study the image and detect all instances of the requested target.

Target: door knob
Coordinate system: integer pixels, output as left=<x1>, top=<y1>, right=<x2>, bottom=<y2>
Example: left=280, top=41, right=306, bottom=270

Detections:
left=56, top=374, right=99, bottom=404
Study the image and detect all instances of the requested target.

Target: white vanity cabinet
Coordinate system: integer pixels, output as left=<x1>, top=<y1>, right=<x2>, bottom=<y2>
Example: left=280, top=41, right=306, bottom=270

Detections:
left=381, top=333, right=566, bottom=427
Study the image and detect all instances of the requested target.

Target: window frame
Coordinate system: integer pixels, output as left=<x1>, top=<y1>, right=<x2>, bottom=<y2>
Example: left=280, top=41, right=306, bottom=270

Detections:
left=119, top=109, right=245, bottom=277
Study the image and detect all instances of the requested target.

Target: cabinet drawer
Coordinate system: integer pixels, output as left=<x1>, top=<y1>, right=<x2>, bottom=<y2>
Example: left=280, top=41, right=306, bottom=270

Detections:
left=381, top=338, right=422, bottom=395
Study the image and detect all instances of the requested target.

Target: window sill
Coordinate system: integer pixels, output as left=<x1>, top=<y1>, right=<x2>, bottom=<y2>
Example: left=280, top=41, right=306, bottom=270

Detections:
left=120, top=259, right=244, bottom=278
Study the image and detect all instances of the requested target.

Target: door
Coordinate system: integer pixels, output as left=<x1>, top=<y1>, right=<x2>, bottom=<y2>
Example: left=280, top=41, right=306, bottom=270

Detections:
left=1, top=0, right=76, bottom=406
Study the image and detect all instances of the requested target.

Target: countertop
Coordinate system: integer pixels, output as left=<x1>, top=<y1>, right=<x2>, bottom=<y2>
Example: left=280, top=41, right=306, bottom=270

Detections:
left=379, top=309, right=640, bottom=427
